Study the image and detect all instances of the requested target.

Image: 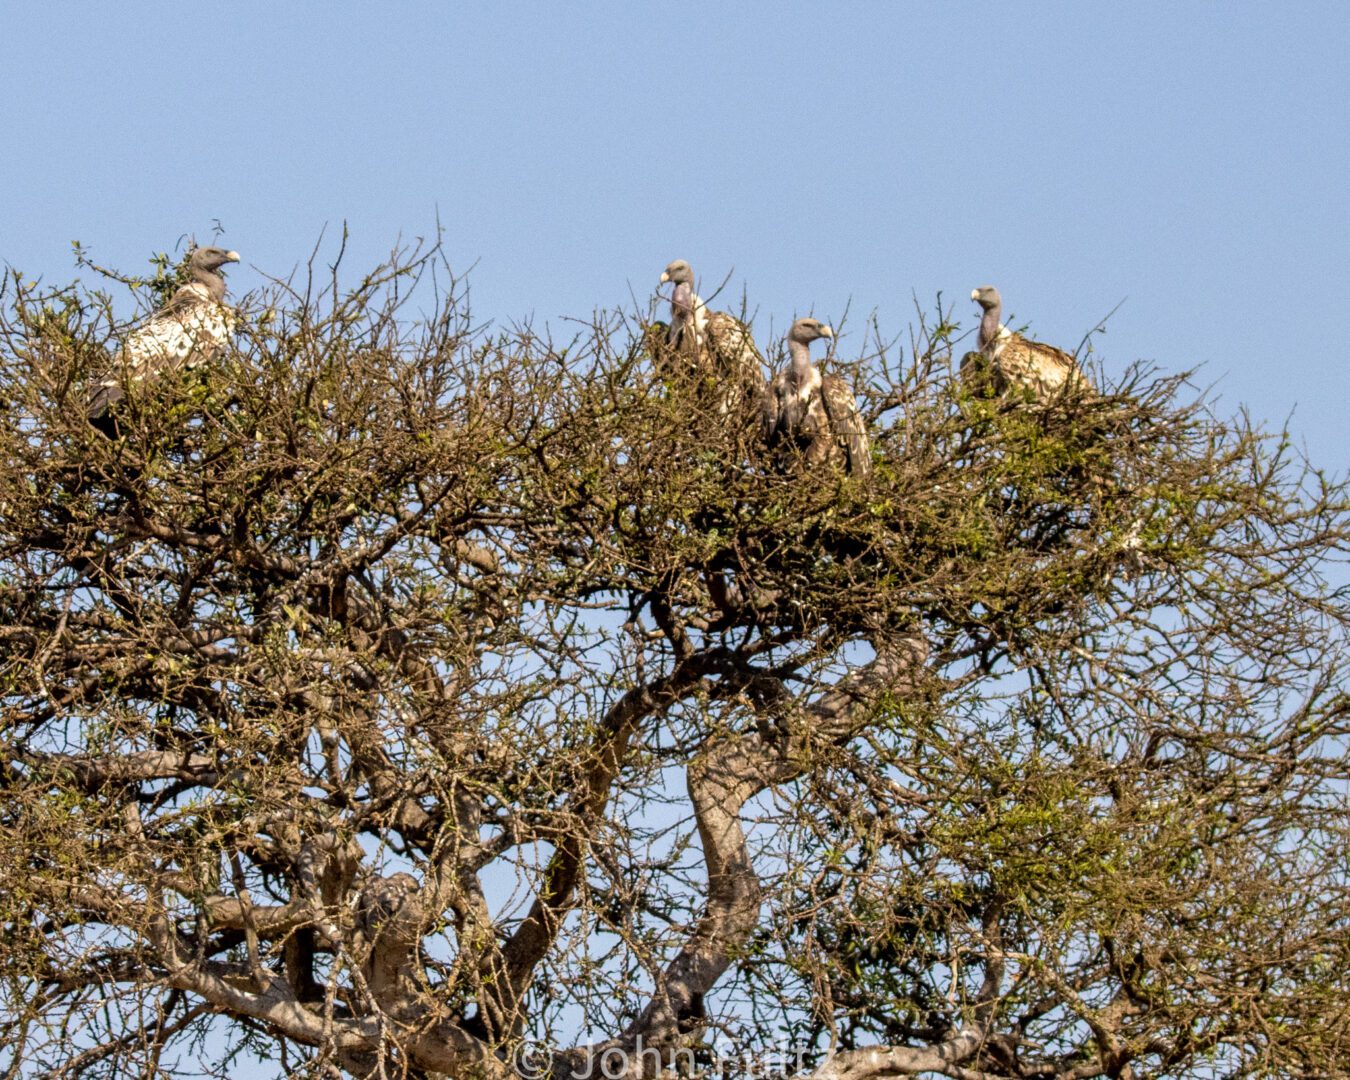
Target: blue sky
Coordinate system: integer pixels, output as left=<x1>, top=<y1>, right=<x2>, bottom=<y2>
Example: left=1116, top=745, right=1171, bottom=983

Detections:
left=2, top=2, right=1346, bottom=465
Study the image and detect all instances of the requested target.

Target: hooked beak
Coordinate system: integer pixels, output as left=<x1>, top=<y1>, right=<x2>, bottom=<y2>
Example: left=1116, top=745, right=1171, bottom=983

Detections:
left=225, top=251, right=241, bottom=263
left=970, top=288, right=980, bottom=301
left=659, top=271, right=670, bottom=284
left=821, top=325, right=834, bottom=339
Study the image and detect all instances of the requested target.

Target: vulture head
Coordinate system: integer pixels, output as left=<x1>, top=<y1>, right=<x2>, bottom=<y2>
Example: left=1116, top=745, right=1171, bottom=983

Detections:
left=659, top=259, right=694, bottom=287
left=184, top=247, right=241, bottom=302
left=190, top=247, right=241, bottom=274
left=788, top=317, right=834, bottom=346
left=970, top=285, right=1002, bottom=313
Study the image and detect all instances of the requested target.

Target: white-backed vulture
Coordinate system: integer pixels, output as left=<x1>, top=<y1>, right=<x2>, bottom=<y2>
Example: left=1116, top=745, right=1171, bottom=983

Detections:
left=964, top=285, right=1090, bottom=400
left=762, top=317, right=869, bottom=476
left=659, top=259, right=765, bottom=414
left=89, top=246, right=240, bottom=430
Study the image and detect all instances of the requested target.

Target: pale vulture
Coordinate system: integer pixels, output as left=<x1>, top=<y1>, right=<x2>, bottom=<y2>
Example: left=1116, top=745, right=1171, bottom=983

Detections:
left=762, top=318, right=870, bottom=476
left=658, top=259, right=765, bottom=415
left=88, top=246, right=240, bottom=430
left=963, top=285, right=1090, bottom=400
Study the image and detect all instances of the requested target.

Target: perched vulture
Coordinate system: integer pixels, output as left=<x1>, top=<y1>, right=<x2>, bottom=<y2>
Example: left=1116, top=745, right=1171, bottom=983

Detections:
left=965, top=285, right=1090, bottom=400
left=762, top=318, right=869, bottom=476
left=658, top=259, right=765, bottom=414
left=88, top=246, right=240, bottom=430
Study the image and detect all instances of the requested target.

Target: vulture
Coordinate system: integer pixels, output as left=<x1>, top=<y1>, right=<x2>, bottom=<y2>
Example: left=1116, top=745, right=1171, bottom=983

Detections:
left=658, top=259, right=765, bottom=414
left=762, top=318, right=870, bottom=476
left=88, top=246, right=240, bottom=430
left=964, top=285, right=1090, bottom=400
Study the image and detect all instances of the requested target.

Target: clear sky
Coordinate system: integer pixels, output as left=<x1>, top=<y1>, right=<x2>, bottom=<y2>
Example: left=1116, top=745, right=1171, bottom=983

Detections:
left=2, top=2, right=1346, bottom=466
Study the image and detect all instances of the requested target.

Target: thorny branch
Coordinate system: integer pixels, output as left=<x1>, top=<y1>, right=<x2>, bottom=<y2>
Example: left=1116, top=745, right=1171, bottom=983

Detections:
left=0, top=244, right=1347, bottom=1080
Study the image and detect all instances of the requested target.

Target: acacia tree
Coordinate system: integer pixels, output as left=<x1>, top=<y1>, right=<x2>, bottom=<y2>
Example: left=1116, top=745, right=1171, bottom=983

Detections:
left=1, top=243, right=1347, bottom=1080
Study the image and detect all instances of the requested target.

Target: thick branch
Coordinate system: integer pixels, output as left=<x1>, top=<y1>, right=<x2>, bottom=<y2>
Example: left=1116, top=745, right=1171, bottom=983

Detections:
left=561, top=632, right=930, bottom=1077
left=485, top=657, right=718, bottom=1031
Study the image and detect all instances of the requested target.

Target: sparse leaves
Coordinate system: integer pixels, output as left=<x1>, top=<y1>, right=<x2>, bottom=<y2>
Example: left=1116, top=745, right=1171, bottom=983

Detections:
left=0, top=243, right=1347, bottom=1079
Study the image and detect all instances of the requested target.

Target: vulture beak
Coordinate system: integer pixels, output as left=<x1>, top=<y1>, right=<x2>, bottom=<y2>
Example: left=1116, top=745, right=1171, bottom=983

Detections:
left=821, top=325, right=834, bottom=339
left=225, top=251, right=241, bottom=263
left=659, top=271, right=671, bottom=284
left=970, top=289, right=980, bottom=301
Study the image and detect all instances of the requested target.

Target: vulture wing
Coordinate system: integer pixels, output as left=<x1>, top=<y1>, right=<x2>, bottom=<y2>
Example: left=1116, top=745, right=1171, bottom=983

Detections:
left=705, top=311, right=766, bottom=414
left=819, top=374, right=870, bottom=477
left=1000, top=335, right=1091, bottom=399
left=761, top=372, right=789, bottom=444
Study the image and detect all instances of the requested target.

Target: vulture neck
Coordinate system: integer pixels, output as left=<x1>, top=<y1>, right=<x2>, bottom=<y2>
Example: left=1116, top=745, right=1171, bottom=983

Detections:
left=979, top=302, right=1002, bottom=352
left=671, top=281, right=694, bottom=322
left=788, top=337, right=815, bottom=383
left=191, top=265, right=228, bottom=304
left=669, top=281, right=695, bottom=345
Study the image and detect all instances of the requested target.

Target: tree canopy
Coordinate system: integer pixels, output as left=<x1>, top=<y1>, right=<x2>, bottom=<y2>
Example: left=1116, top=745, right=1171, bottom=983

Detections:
left=1, top=242, right=1347, bottom=1080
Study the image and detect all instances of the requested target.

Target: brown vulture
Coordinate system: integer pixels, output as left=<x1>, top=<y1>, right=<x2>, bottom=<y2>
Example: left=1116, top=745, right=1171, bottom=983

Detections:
left=659, top=259, right=765, bottom=415
left=964, top=285, right=1090, bottom=400
left=762, top=317, right=869, bottom=476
